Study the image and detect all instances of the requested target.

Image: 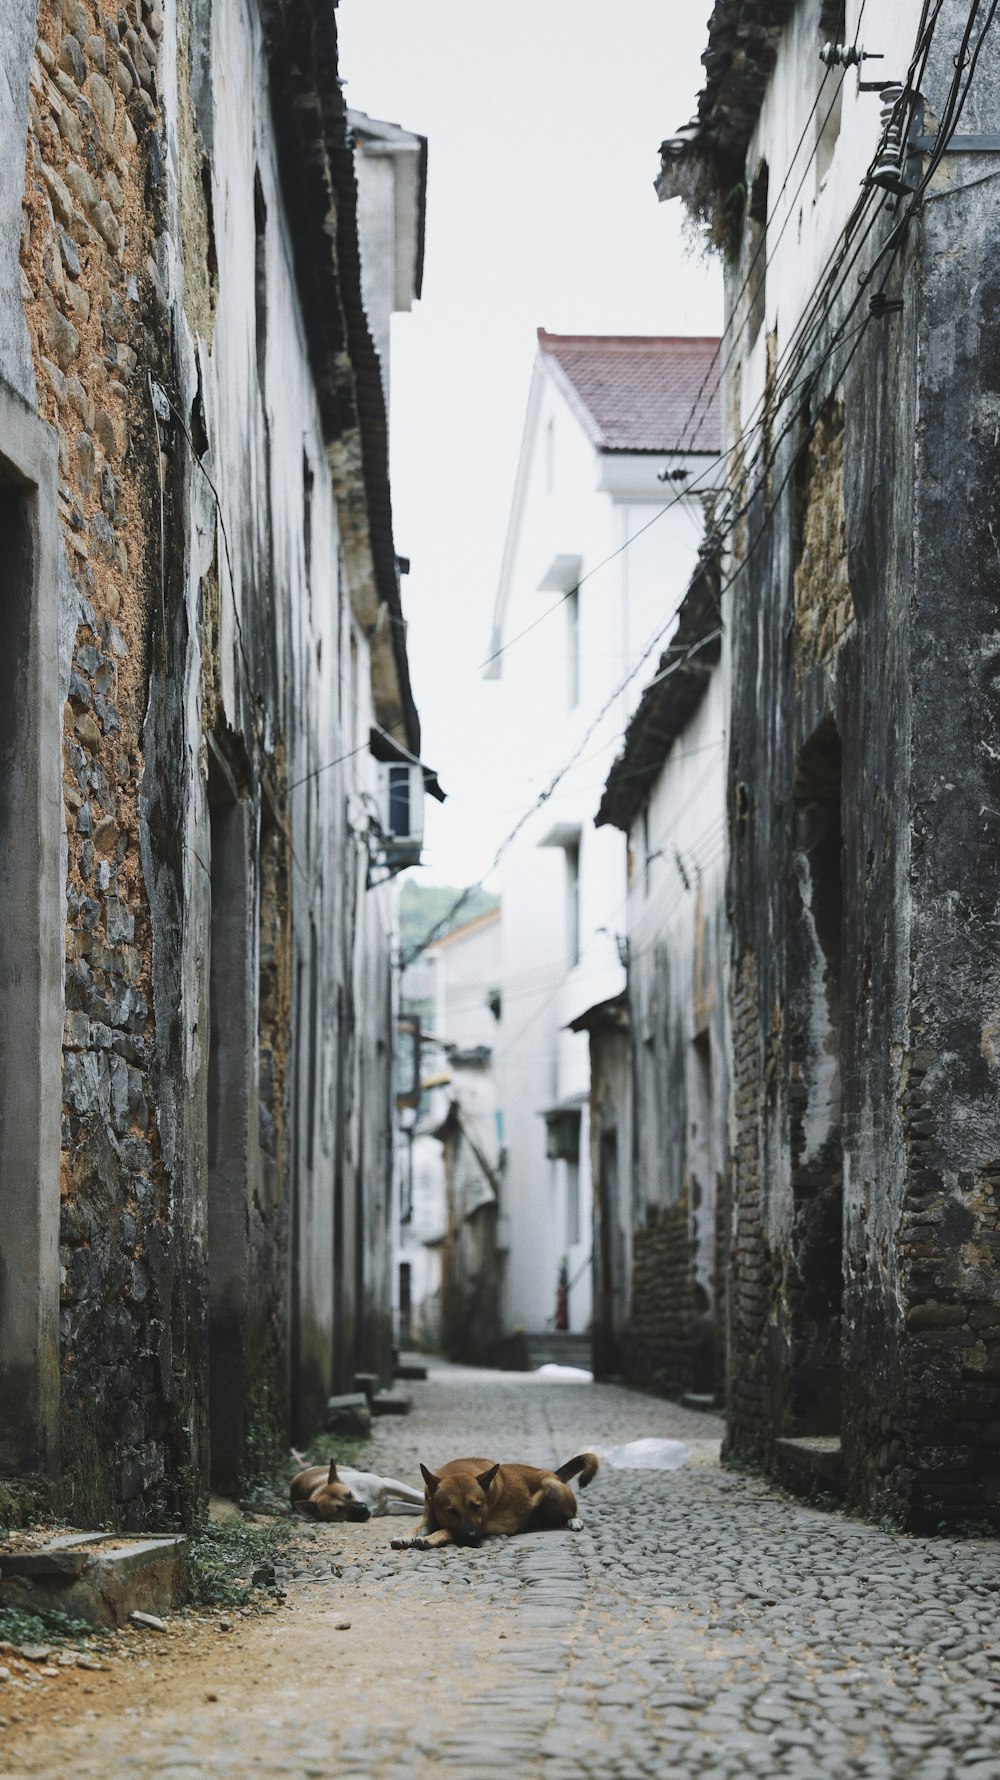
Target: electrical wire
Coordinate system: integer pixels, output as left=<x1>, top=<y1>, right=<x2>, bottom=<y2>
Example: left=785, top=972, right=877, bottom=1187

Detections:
left=478, top=450, right=726, bottom=676
left=712, top=0, right=989, bottom=559
left=403, top=623, right=724, bottom=965
left=662, top=0, right=955, bottom=542
left=660, top=0, right=871, bottom=473
left=408, top=0, right=978, bottom=976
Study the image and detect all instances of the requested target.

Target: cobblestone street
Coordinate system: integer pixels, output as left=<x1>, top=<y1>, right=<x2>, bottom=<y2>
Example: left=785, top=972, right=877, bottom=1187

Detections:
left=5, top=1359, right=1000, bottom=1779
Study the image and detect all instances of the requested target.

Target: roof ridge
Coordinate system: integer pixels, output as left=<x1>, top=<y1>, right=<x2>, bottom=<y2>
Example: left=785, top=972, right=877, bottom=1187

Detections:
left=538, top=328, right=721, bottom=349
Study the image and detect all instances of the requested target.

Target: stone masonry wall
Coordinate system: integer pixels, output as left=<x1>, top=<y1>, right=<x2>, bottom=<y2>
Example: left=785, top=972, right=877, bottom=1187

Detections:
left=793, top=396, right=854, bottom=680
left=20, top=0, right=202, bottom=1526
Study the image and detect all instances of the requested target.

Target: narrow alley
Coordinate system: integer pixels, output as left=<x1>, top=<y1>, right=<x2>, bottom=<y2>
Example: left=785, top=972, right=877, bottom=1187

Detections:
left=5, top=1360, right=1000, bottom=1780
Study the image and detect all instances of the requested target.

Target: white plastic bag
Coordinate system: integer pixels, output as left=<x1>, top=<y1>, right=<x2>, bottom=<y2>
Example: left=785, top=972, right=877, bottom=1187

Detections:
left=599, top=1437, right=690, bottom=1470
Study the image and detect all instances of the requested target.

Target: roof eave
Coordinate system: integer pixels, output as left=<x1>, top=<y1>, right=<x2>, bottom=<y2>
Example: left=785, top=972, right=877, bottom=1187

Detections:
left=259, top=0, right=421, bottom=755
left=655, top=1, right=797, bottom=209
left=597, top=546, right=723, bottom=834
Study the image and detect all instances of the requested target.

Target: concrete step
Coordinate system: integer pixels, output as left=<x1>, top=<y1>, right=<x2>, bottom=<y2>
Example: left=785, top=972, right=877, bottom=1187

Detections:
left=774, top=1434, right=844, bottom=1499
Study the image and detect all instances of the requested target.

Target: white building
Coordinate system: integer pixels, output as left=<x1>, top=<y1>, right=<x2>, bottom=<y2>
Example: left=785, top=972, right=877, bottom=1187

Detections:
left=397, top=908, right=502, bottom=1352
left=589, top=546, right=728, bottom=1391
left=350, top=110, right=426, bottom=405
left=487, top=331, right=721, bottom=1341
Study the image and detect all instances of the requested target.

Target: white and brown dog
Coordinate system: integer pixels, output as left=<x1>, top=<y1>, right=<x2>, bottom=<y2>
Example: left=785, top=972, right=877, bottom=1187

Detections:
left=290, top=1457, right=425, bottom=1522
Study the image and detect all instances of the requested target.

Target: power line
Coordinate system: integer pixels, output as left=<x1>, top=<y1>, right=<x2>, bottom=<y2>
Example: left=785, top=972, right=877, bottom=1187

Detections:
left=661, top=0, right=871, bottom=472
left=713, top=0, right=988, bottom=561
left=403, top=622, right=724, bottom=966
left=478, top=449, right=726, bottom=676
left=410, top=0, right=972, bottom=975
left=662, top=0, right=955, bottom=528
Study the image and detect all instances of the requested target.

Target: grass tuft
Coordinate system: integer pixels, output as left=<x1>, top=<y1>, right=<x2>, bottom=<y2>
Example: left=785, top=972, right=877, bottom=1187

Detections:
left=187, top=1514, right=297, bottom=1610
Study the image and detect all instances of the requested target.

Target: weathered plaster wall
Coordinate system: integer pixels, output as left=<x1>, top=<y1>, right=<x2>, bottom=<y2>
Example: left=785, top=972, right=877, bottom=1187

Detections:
left=588, top=1012, right=630, bottom=1381
left=596, top=577, right=729, bottom=1400
left=625, top=880, right=728, bottom=1398
left=724, top=0, right=1000, bottom=1527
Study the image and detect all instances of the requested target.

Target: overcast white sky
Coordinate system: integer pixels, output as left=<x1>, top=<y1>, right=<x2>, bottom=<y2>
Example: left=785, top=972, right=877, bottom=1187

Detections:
left=337, top=1, right=723, bottom=888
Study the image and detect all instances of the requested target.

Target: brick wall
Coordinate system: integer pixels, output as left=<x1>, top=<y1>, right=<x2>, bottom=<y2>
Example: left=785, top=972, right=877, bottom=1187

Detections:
left=622, top=1195, right=695, bottom=1394
left=726, top=946, right=771, bottom=1454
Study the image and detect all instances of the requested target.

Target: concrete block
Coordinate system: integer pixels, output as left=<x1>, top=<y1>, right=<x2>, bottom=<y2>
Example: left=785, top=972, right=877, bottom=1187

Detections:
left=0, top=1533, right=187, bottom=1626
left=371, top=1394, right=410, bottom=1417
left=324, top=1393, right=371, bottom=1437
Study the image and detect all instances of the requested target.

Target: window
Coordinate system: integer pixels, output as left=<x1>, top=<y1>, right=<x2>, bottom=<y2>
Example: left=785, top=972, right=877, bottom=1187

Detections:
left=567, top=585, right=580, bottom=709
left=566, top=1159, right=581, bottom=1247
left=642, top=806, right=653, bottom=897
left=546, top=1109, right=581, bottom=1162
left=387, top=764, right=411, bottom=837
left=566, top=840, right=580, bottom=967
left=747, top=162, right=768, bottom=349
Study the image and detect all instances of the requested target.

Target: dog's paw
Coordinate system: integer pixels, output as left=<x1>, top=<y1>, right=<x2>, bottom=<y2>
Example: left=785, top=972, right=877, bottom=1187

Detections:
left=390, top=1536, right=416, bottom=1550
left=567, top=1517, right=584, bottom=1531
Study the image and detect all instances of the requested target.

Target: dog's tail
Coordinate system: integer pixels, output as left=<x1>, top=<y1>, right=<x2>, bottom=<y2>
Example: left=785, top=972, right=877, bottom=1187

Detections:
left=555, top=1452, right=600, bottom=1489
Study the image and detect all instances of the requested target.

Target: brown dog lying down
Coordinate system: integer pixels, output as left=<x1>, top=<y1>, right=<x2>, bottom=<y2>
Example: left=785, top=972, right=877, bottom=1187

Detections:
left=290, top=1459, right=426, bottom=1522
left=390, top=1451, right=599, bottom=1549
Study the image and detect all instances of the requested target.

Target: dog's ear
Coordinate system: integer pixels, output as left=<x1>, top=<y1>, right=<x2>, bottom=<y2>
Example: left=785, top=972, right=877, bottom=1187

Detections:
left=476, top=1463, right=500, bottom=1496
left=327, top=1459, right=339, bottom=1485
left=420, top=1463, right=440, bottom=1494
left=294, top=1498, right=321, bottom=1520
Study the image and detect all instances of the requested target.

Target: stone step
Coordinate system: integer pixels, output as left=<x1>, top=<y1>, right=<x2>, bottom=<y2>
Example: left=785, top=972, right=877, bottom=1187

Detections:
left=523, top=1331, right=593, bottom=1370
left=774, top=1434, right=844, bottom=1499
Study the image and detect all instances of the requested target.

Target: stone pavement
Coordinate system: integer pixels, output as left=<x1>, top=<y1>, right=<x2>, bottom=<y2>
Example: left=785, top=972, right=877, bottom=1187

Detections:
left=4, top=1357, right=1000, bottom=1779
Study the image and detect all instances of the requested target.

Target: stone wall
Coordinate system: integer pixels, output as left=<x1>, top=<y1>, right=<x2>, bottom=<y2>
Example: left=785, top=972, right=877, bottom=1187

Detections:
left=793, top=396, right=853, bottom=680
left=21, top=0, right=205, bottom=1526
left=4, top=0, right=418, bottom=1528
left=722, top=6, right=1000, bottom=1529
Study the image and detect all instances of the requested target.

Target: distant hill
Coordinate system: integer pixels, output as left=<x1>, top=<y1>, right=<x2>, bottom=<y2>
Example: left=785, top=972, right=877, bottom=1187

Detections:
left=400, top=881, right=499, bottom=959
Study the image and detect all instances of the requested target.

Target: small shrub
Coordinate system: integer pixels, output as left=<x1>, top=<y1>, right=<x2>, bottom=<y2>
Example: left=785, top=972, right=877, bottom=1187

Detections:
left=187, top=1514, right=297, bottom=1610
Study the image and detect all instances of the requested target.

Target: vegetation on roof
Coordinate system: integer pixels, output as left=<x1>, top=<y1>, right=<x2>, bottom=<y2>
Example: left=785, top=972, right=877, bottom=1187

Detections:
left=400, top=881, right=499, bottom=957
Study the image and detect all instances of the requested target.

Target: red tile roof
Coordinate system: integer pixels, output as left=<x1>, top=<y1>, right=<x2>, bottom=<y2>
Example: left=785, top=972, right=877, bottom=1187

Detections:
left=537, top=329, right=721, bottom=455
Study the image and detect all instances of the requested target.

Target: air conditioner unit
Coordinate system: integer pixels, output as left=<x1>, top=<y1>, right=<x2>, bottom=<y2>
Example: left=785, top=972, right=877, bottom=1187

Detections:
left=377, top=760, right=425, bottom=866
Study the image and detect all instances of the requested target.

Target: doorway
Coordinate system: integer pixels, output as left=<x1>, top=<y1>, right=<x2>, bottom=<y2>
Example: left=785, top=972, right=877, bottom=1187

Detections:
left=206, top=752, right=252, bottom=1492
left=787, top=716, right=845, bottom=1433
